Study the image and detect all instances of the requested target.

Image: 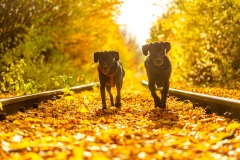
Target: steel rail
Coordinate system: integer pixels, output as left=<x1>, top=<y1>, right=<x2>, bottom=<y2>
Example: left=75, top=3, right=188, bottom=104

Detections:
left=1, top=81, right=239, bottom=120
left=142, top=80, right=240, bottom=120
left=0, top=83, right=99, bottom=116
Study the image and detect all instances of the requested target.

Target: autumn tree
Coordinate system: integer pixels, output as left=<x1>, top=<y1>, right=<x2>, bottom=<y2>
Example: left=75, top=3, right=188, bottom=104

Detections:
left=0, top=0, right=138, bottom=95
left=149, top=0, right=240, bottom=86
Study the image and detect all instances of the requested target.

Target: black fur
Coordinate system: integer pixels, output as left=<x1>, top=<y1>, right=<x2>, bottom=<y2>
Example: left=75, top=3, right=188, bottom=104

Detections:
left=142, top=42, right=172, bottom=108
left=94, top=51, right=125, bottom=109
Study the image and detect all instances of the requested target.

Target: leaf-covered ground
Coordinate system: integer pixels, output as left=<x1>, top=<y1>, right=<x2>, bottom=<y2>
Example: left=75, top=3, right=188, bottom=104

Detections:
left=0, top=80, right=240, bottom=160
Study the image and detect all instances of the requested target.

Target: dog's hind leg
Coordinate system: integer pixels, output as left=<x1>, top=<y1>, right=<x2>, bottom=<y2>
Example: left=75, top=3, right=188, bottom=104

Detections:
left=106, top=85, right=114, bottom=106
left=115, top=83, right=122, bottom=107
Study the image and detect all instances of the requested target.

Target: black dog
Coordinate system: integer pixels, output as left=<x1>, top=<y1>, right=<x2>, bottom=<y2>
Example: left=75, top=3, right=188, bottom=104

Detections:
left=142, top=42, right=172, bottom=108
left=94, top=51, right=125, bottom=109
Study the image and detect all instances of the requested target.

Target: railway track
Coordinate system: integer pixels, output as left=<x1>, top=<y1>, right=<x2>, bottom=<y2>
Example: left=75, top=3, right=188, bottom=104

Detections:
left=142, top=80, right=240, bottom=120
left=0, top=83, right=99, bottom=117
left=0, top=81, right=239, bottom=120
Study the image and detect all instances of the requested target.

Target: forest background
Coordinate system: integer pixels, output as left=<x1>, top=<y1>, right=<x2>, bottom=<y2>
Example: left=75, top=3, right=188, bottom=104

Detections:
left=0, top=0, right=240, bottom=97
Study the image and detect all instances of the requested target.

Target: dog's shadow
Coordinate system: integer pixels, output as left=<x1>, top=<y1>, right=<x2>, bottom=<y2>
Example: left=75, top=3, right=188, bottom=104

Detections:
left=145, top=107, right=180, bottom=130
left=88, top=88, right=181, bottom=130
left=88, top=103, right=120, bottom=123
left=89, top=103, right=181, bottom=131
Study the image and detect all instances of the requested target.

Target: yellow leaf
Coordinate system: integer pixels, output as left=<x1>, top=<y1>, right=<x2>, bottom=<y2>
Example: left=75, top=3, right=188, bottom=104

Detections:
left=5, top=141, right=31, bottom=152
left=92, top=154, right=110, bottom=160
left=226, top=123, right=240, bottom=132
left=126, top=113, right=133, bottom=117
left=64, top=95, right=76, bottom=101
left=0, top=102, right=2, bottom=110
left=80, top=106, right=88, bottom=113
left=88, top=95, right=94, bottom=101
left=11, top=152, right=41, bottom=160
left=54, top=81, right=61, bottom=86
left=12, top=120, right=21, bottom=125
left=71, top=143, right=84, bottom=160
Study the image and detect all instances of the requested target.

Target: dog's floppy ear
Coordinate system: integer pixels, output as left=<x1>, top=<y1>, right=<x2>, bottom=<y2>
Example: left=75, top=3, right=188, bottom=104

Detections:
left=142, top=44, right=149, bottom=56
left=94, top=52, right=101, bottom=63
left=162, top=42, right=171, bottom=53
left=111, top=51, right=119, bottom=61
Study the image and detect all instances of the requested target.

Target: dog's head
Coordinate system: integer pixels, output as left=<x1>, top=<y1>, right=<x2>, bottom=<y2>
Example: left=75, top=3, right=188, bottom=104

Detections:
left=142, top=42, right=171, bottom=66
left=94, top=51, right=119, bottom=74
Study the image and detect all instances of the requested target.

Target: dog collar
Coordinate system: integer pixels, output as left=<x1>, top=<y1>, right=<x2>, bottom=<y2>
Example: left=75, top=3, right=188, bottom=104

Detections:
left=98, top=62, right=119, bottom=87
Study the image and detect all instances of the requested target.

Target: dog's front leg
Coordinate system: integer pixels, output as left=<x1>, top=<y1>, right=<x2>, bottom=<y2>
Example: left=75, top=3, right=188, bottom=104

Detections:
left=106, top=85, right=114, bottom=106
left=149, top=80, right=163, bottom=108
left=115, top=83, right=122, bottom=107
left=100, top=83, right=107, bottom=109
left=161, top=80, right=169, bottom=108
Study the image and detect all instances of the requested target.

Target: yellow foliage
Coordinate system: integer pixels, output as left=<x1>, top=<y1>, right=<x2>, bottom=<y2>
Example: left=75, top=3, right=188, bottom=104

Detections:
left=0, top=102, right=2, bottom=110
left=226, top=123, right=240, bottom=132
left=79, top=106, right=88, bottom=113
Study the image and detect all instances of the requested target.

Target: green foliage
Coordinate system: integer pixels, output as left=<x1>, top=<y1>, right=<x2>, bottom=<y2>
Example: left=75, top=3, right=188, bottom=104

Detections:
left=0, top=59, right=45, bottom=95
left=1, top=59, right=25, bottom=94
left=24, top=79, right=46, bottom=95
left=0, top=0, right=140, bottom=96
left=51, top=75, right=73, bottom=88
left=149, top=0, right=240, bottom=86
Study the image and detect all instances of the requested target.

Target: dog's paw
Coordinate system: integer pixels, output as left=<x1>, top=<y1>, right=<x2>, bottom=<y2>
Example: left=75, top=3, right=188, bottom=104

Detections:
left=162, top=104, right=167, bottom=109
left=158, top=104, right=166, bottom=109
left=102, top=104, right=107, bottom=110
left=110, top=97, right=114, bottom=106
left=115, top=102, right=121, bottom=108
left=156, top=102, right=166, bottom=109
left=154, top=97, right=163, bottom=108
left=111, top=102, right=114, bottom=106
left=155, top=103, right=164, bottom=108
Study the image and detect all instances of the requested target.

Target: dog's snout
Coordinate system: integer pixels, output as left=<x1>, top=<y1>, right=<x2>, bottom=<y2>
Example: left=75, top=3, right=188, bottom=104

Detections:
left=103, top=66, right=108, bottom=70
left=157, top=59, right=163, bottom=64
left=101, top=66, right=110, bottom=74
left=154, top=59, right=164, bottom=66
